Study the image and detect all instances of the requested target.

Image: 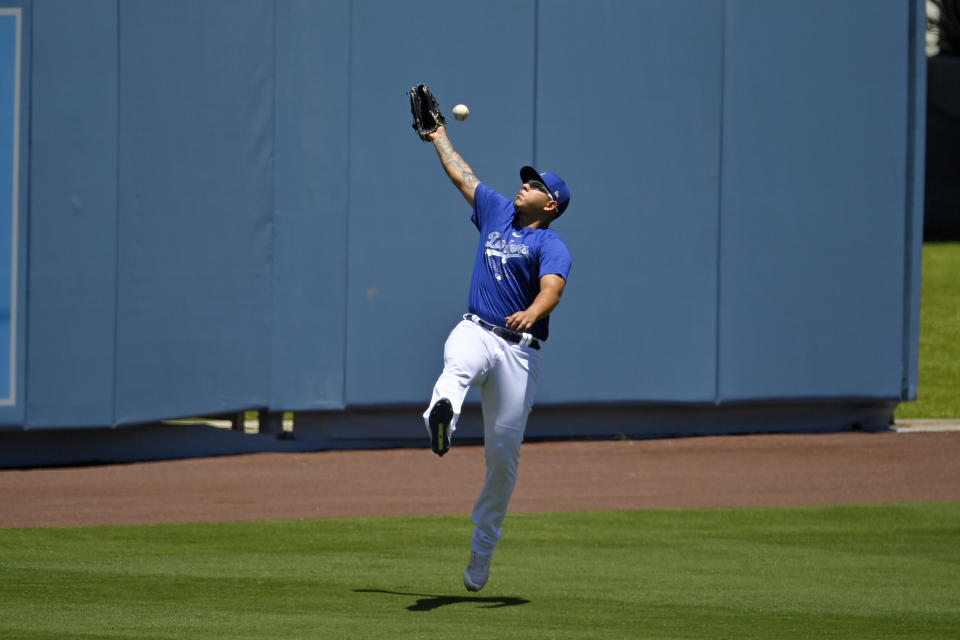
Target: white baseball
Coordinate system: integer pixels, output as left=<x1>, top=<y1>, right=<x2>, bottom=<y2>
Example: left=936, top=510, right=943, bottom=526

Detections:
left=452, top=104, right=470, bottom=121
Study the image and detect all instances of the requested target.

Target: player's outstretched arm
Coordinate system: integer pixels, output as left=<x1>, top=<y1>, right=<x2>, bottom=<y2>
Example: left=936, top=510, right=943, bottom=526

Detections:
left=430, top=125, right=480, bottom=207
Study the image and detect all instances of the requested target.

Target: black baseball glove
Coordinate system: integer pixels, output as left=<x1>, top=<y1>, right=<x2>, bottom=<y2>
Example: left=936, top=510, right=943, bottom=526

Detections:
left=409, top=84, right=446, bottom=141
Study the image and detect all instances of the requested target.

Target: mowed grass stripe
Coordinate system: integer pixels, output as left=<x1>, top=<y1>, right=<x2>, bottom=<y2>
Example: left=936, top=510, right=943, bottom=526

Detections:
left=0, top=503, right=958, bottom=639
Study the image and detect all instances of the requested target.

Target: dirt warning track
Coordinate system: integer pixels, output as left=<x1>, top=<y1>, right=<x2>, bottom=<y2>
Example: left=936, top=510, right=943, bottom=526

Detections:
left=1, top=431, right=958, bottom=529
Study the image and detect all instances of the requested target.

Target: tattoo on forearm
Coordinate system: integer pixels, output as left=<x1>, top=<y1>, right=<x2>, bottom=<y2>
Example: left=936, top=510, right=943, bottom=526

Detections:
left=435, top=137, right=479, bottom=191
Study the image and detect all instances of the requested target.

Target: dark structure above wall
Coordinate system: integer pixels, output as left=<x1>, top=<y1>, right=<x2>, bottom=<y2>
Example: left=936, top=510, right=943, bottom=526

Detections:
left=925, top=55, right=960, bottom=240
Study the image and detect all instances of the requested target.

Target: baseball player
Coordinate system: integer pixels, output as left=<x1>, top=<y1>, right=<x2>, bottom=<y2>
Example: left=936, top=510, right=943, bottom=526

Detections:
left=420, top=123, right=572, bottom=592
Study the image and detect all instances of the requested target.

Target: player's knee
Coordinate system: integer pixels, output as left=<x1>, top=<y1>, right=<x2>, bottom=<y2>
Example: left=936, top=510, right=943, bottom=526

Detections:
left=443, top=356, right=489, bottom=386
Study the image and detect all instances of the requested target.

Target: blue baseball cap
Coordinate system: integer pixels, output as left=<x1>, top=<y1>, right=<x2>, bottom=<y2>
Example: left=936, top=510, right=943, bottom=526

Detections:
left=520, top=165, right=570, bottom=216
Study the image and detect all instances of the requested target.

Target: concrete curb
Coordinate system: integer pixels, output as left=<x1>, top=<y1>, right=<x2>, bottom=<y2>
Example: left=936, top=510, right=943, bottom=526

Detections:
left=892, top=419, right=960, bottom=433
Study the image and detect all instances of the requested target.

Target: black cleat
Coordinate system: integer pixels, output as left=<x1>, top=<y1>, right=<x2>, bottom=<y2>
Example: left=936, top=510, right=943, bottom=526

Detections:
left=428, top=398, right=453, bottom=457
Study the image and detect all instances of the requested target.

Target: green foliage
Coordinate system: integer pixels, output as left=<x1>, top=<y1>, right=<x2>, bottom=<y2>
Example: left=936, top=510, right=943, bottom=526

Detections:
left=1, top=504, right=958, bottom=639
left=897, top=243, right=960, bottom=418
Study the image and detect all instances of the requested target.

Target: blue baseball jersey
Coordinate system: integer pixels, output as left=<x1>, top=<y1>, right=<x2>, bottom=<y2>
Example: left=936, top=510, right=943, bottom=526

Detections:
left=468, top=183, right=572, bottom=342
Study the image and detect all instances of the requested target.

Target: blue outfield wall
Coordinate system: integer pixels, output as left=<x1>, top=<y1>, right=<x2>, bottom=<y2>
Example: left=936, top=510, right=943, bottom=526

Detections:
left=2, top=0, right=926, bottom=433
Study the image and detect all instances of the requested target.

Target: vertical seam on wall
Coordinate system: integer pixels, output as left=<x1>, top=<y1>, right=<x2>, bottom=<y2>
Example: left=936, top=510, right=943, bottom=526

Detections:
left=268, top=0, right=278, bottom=412
left=900, top=0, right=918, bottom=400
left=111, top=0, right=121, bottom=426
left=19, top=5, right=29, bottom=420
left=342, top=0, right=353, bottom=409
left=532, top=0, right=539, bottom=166
left=713, top=0, right=727, bottom=406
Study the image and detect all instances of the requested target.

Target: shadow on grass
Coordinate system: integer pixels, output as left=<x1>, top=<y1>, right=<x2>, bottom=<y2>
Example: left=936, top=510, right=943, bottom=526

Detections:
left=354, top=588, right=530, bottom=611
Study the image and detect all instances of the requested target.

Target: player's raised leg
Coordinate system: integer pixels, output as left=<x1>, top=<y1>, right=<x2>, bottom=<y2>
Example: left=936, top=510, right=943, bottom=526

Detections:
left=423, top=320, right=497, bottom=454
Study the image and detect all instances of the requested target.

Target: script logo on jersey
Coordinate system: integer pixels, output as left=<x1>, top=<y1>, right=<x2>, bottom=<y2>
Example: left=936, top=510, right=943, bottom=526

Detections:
left=485, top=232, right=529, bottom=281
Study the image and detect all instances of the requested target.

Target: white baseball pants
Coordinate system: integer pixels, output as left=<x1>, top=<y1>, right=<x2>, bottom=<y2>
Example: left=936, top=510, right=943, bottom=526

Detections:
left=423, top=318, right=542, bottom=557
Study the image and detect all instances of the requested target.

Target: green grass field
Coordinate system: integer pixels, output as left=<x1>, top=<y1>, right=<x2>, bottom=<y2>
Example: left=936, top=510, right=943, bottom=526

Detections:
left=896, top=242, right=960, bottom=419
left=1, top=503, right=958, bottom=639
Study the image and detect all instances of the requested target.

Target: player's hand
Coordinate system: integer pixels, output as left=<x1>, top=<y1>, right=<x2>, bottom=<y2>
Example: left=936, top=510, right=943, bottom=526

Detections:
left=505, top=310, right=538, bottom=333
left=429, top=125, right=447, bottom=142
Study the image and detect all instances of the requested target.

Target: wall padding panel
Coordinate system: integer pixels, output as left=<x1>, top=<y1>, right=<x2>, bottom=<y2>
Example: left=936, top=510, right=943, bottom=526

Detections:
left=717, top=0, right=910, bottom=401
left=536, top=0, right=724, bottom=403
left=344, top=0, right=537, bottom=406
left=25, top=0, right=115, bottom=428
left=114, top=0, right=273, bottom=423
left=272, top=0, right=351, bottom=410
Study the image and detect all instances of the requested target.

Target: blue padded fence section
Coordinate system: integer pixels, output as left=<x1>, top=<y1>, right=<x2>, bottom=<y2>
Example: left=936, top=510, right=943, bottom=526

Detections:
left=535, top=0, right=724, bottom=403
left=344, top=0, right=537, bottom=406
left=717, top=0, right=911, bottom=401
left=113, top=0, right=273, bottom=423
left=25, top=0, right=114, bottom=427
left=271, top=0, right=350, bottom=410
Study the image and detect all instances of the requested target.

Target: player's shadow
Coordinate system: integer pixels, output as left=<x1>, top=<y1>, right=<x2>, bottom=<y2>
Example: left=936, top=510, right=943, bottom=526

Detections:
left=354, top=588, right=530, bottom=611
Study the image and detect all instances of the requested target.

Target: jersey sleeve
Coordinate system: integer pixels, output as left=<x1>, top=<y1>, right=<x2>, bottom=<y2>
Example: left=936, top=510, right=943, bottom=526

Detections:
left=471, top=183, right=512, bottom=231
left=539, top=234, right=572, bottom=280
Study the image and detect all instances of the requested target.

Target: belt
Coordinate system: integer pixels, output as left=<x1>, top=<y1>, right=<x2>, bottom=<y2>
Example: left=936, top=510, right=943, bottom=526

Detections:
left=465, top=314, right=541, bottom=350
